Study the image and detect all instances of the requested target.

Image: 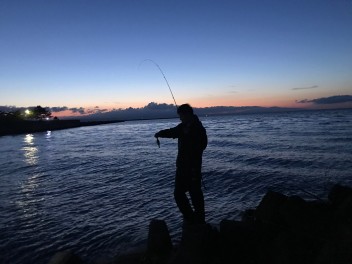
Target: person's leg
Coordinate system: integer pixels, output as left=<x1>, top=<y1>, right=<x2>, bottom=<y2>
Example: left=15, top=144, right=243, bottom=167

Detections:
left=174, top=169, right=194, bottom=222
left=189, top=176, right=205, bottom=224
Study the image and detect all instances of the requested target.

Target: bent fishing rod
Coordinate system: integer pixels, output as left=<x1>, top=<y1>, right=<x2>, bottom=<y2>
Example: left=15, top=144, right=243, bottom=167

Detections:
left=140, top=59, right=178, bottom=108
left=140, top=59, right=178, bottom=148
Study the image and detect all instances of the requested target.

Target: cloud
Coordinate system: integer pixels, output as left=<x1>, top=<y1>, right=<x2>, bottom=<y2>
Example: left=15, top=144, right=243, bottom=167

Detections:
left=0, top=105, right=21, bottom=112
left=296, top=95, right=352, bottom=104
left=50, top=106, right=86, bottom=115
left=292, top=85, right=319, bottom=91
left=143, top=102, right=175, bottom=111
left=48, top=106, right=90, bottom=115
left=69, top=107, right=86, bottom=114
left=50, top=106, right=69, bottom=112
left=86, top=108, right=108, bottom=114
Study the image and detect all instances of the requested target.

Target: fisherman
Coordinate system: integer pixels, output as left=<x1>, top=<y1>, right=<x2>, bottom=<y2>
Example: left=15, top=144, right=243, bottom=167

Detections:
left=154, top=104, right=207, bottom=225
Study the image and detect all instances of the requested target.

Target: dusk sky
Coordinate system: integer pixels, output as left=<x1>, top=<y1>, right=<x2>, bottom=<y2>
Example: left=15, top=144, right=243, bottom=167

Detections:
left=1, top=0, right=352, bottom=116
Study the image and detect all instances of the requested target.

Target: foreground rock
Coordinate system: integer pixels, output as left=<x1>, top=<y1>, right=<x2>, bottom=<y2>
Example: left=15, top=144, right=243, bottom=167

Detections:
left=48, top=184, right=352, bottom=264
left=146, top=219, right=173, bottom=263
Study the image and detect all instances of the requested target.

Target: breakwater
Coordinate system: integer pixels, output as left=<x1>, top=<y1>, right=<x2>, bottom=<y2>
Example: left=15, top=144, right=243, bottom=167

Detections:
left=48, top=184, right=352, bottom=264
left=0, top=120, right=124, bottom=136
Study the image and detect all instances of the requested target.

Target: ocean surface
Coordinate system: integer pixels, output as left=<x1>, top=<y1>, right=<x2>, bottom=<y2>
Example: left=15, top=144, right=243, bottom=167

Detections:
left=1, top=109, right=351, bottom=263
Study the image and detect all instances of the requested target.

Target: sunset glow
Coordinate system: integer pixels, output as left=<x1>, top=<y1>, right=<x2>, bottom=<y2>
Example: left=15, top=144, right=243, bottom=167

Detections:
left=1, top=0, right=351, bottom=117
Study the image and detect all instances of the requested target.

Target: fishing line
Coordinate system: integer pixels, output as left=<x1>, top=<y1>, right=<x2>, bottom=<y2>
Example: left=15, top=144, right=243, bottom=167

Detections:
left=139, top=59, right=178, bottom=148
left=139, top=59, right=178, bottom=108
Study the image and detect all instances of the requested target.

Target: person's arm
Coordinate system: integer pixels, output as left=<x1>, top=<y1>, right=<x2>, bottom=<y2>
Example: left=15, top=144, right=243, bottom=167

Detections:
left=154, top=125, right=181, bottom=139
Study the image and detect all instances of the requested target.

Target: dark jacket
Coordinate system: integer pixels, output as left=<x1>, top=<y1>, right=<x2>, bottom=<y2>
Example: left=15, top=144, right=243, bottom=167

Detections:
left=157, top=115, right=207, bottom=171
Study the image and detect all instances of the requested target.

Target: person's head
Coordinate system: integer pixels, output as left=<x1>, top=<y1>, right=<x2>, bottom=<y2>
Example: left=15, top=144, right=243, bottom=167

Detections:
left=177, top=104, right=193, bottom=123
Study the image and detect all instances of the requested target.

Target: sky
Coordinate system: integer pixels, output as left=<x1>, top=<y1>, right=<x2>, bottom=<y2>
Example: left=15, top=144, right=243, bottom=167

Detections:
left=1, top=0, right=352, bottom=116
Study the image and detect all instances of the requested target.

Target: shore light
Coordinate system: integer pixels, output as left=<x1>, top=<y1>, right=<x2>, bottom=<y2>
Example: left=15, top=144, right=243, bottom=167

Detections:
left=25, top=109, right=31, bottom=115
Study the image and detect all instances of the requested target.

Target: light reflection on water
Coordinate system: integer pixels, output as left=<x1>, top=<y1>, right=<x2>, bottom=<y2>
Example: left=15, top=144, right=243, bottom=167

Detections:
left=22, top=134, right=38, bottom=166
left=17, top=178, right=44, bottom=219
left=18, top=134, right=42, bottom=219
left=0, top=109, right=351, bottom=264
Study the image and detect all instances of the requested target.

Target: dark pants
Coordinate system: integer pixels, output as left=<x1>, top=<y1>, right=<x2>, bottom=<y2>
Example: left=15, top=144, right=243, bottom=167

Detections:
left=174, top=167, right=205, bottom=224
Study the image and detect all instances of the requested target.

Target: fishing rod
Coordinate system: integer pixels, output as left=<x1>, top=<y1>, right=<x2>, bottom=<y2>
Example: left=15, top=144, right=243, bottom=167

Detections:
left=140, top=59, right=178, bottom=108
left=140, top=59, right=178, bottom=148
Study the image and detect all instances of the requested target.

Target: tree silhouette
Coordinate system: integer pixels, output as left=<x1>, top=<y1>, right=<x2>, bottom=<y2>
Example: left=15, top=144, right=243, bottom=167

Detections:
left=0, top=106, right=52, bottom=121
left=30, top=106, right=52, bottom=120
left=0, top=110, right=24, bottom=121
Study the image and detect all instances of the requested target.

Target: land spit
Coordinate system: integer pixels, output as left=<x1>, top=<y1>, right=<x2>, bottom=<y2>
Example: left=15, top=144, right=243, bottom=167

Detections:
left=0, top=120, right=124, bottom=136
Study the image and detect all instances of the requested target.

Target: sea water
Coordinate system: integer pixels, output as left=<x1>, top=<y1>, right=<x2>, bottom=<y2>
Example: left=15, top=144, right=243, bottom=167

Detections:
left=1, top=109, right=351, bottom=263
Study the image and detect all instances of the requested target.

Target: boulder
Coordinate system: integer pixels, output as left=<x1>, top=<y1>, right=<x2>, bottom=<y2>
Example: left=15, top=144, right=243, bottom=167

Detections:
left=170, top=223, right=218, bottom=264
left=271, top=231, right=318, bottom=264
left=255, top=191, right=287, bottom=226
left=146, top=219, right=172, bottom=262
left=315, top=225, right=352, bottom=264
left=328, top=184, right=352, bottom=207
left=281, top=196, right=332, bottom=235
left=334, top=196, right=352, bottom=226
left=219, top=220, right=258, bottom=264
left=241, top=209, right=256, bottom=224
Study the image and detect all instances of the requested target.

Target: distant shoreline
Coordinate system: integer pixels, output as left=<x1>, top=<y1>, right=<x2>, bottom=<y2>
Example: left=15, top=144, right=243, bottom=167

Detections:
left=1, top=108, right=351, bottom=137
left=72, top=107, right=352, bottom=123
left=0, top=119, right=125, bottom=137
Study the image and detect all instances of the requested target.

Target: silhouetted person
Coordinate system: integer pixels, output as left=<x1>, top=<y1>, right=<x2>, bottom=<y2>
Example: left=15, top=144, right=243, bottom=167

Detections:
left=155, top=104, right=207, bottom=225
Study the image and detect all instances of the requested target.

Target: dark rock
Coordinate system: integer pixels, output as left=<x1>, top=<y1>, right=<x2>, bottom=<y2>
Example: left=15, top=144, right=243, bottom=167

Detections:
left=169, top=223, right=219, bottom=264
left=241, top=209, right=256, bottom=224
left=48, top=250, right=82, bottom=264
left=316, top=192, right=352, bottom=264
left=315, top=224, right=352, bottom=264
left=334, top=196, right=352, bottom=226
left=255, top=191, right=288, bottom=226
left=271, top=231, right=319, bottom=264
left=146, top=219, right=172, bottom=263
left=220, top=220, right=258, bottom=264
left=254, top=191, right=334, bottom=263
left=281, top=196, right=332, bottom=235
left=280, top=195, right=307, bottom=229
left=46, top=185, right=352, bottom=264
left=328, top=184, right=352, bottom=207
left=304, top=200, right=333, bottom=235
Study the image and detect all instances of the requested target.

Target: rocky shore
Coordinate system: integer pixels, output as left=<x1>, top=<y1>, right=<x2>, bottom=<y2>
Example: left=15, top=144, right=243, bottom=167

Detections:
left=0, top=119, right=124, bottom=136
left=48, top=184, right=352, bottom=264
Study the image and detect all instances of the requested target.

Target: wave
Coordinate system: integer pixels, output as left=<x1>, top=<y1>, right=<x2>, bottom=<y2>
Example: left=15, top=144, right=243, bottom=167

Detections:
left=0, top=109, right=351, bottom=263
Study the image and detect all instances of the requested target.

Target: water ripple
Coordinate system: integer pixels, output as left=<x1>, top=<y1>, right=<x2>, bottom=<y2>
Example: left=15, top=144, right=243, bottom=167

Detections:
left=0, top=109, right=352, bottom=263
